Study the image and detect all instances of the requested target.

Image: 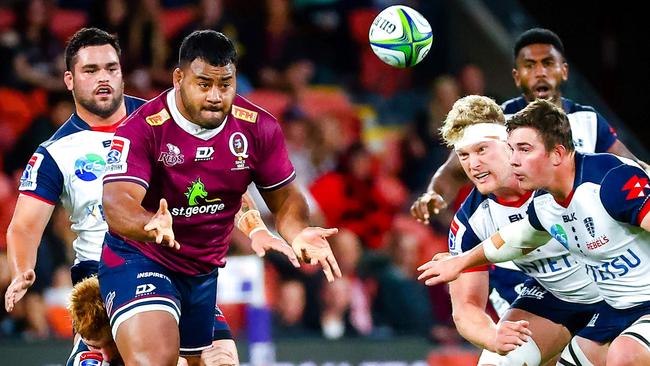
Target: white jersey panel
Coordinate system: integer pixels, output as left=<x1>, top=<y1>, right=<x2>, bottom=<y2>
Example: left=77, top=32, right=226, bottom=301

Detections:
left=45, top=130, right=113, bottom=263
left=531, top=183, right=650, bottom=309
left=464, top=195, right=601, bottom=303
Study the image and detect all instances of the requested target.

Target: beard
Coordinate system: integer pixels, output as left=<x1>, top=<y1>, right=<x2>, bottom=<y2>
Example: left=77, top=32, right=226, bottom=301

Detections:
left=76, top=90, right=123, bottom=119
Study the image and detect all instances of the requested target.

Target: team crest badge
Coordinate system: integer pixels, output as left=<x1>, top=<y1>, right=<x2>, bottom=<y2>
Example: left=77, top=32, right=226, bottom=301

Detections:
left=583, top=217, right=595, bottom=238
left=229, top=132, right=250, bottom=170
left=158, top=143, right=185, bottom=167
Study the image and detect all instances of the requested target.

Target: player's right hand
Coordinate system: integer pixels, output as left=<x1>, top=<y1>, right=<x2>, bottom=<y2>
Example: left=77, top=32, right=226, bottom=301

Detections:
left=410, top=191, right=447, bottom=224
left=4, top=269, right=36, bottom=312
left=144, top=198, right=180, bottom=250
left=416, top=252, right=461, bottom=286
left=492, top=320, right=532, bottom=355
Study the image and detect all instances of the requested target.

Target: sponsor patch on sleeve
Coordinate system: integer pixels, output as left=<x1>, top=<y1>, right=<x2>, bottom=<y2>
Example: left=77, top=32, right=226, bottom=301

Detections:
left=74, top=351, right=104, bottom=366
left=231, top=105, right=258, bottom=123
left=105, top=137, right=130, bottom=174
left=19, top=153, right=44, bottom=191
left=145, top=108, right=171, bottom=126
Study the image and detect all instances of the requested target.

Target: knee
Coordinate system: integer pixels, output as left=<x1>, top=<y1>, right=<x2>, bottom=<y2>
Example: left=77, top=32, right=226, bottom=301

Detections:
left=607, top=337, right=646, bottom=366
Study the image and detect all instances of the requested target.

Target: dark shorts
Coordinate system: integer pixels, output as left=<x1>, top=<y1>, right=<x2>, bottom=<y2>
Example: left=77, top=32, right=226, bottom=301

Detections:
left=98, top=233, right=230, bottom=356
left=70, top=260, right=100, bottom=285
left=577, top=300, right=650, bottom=343
left=510, top=278, right=602, bottom=335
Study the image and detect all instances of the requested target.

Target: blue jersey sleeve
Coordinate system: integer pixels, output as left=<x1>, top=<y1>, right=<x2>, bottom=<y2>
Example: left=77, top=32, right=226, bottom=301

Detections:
left=18, top=147, right=63, bottom=204
left=600, top=164, right=650, bottom=226
left=594, top=112, right=617, bottom=153
left=448, top=211, right=482, bottom=256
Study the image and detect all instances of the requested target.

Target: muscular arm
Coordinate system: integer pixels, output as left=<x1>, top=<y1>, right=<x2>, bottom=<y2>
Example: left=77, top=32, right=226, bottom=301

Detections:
left=102, top=181, right=158, bottom=242
left=428, top=151, right=470, bottom=204
left=259, top=182, right=310, bottom=244
left=641, top=212, right=650, bottom=232
left=6, top=195, right=55, bottom=277
left=449, top=271, right=497, bottom=350
left=607, top=140, right=650, bottom=171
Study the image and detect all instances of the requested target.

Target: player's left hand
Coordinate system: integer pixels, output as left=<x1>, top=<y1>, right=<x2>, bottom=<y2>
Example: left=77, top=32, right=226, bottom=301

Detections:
left=291, top=227, right=341, bottom=282
left=417, top=252, right=462, bottom=286
left=250, top=229, right=300, bottom=268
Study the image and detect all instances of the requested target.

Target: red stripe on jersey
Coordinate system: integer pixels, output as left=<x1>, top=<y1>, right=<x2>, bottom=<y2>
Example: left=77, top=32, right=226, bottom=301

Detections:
left=91, top=114, right=128, bottom=132
left=495, top=191, right=532, bottom=207
left=450, top=218, right=460, bottom=235
left=20, top=191, right=55, bottom=206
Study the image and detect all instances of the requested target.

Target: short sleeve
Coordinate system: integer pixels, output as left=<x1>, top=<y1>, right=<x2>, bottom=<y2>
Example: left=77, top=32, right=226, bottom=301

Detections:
left=18, top=147, right=63, bottom=205
left=525, top=197, right=546, bottom=231
left=103, top=118, right=154, bottom=189
left=252, top=119, right=295, bottom=191
left=594, top=112, right=617, bottom=153
left=600, top=164, right=650, bottom=226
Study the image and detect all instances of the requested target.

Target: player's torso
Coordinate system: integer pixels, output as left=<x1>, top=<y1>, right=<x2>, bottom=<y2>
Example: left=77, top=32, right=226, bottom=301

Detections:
left=45, top=129, right=114, bottom=261
left=467, top=195, right=601, bottom=303
left=533, top=186, right=650, bottom=308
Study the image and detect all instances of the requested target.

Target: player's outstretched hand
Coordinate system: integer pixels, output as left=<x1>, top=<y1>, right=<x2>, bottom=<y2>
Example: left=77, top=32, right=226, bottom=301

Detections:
left=250, top=229, right=300, bottom=268
left=410, top=191, right=447, bottom=224
left=417, top=252, right=462, bottom=286
left=144, top=198, right=180, bottom=250
left=493, top=320, right=532, bottom=355
left=4, top=269, right=36, bottom=312
left=291, top=227, right=341, bottom=282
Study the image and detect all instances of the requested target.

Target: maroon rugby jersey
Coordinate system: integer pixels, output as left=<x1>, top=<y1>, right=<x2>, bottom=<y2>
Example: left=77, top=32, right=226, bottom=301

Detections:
left=103, top=90, right=295, bottom=274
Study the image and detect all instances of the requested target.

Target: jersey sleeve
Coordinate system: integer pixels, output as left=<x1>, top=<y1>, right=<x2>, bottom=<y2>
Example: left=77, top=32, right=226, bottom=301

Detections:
left=103, top=118, right=154, bottom=189
left=600, top=164, right=650, bottom=226
left=18, top=147, right=63, bottom=205
left=448, top=213, right=488, bottom=272
left=594, top=112, right=617, bottom=153
left=252, top=118, right=295, bottom=191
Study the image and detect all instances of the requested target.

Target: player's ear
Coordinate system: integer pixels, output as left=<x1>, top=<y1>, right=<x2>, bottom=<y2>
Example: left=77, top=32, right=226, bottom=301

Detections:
left=64, top=71, right=74, bottom=91
left=173, top=68, right=183, bottom=89
left=551, top=144, right=566, bottom=166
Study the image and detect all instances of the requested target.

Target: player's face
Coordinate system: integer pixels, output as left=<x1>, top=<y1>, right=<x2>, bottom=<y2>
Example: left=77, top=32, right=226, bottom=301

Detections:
left=513, top=44, right=568, bottom=102
left=64, top=44, right=124, bottom=119
left=508, top=127, right=552, bottom=191
left=174, top=58, right=237, bottom=129
left=84, top=336, right=120, bottom=362
left=456, top=140, right=514, bottom=195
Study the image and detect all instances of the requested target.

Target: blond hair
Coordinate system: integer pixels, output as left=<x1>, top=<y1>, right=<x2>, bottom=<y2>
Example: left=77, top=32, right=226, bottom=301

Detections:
left=68, top=276, right=112, bottom=342
left=439, top=95, right=505, bottom=147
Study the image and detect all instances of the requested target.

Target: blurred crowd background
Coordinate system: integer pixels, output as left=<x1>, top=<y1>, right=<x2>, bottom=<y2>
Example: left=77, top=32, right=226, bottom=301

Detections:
left=0, top=0, right=647, bottom=349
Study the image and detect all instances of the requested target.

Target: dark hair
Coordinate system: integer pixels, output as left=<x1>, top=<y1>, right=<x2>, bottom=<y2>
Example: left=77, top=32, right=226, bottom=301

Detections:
left=506, top=99, right=574, bottom=152
left=65, top=28, right=121, bottom=71
left=513, top=28, right=565, bottom=61
left=178, top=30, right=237, bottom=67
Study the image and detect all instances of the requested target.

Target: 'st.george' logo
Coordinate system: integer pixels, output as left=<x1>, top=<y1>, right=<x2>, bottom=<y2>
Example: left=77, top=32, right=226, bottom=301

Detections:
left=622, top=175, right=650, bottom=200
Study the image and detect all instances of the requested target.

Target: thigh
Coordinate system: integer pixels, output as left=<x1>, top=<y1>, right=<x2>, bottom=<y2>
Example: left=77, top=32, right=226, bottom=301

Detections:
left=501, top=308, right=572, bottom=364
left=116, top=310, right=180, bottom=366
left=608, top=315, right=650, bottom=366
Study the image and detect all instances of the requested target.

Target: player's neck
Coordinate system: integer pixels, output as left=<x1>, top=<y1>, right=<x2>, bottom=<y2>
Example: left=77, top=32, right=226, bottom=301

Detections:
left=76, top=101, right=127, bottom=127
left=492, top=184, right=528, bottom=203
left=548, top=153, right=576, bottom=202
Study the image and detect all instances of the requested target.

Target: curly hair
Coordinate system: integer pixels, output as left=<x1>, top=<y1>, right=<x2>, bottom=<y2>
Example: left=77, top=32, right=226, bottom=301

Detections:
left=68, top=276, right=112, bottom=342
left=439, top=95, right=505, bottom=147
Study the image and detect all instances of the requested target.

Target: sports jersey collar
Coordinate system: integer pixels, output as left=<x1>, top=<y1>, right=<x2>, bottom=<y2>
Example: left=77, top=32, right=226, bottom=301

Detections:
left=491, top=190, right=533, bottom=207
left=166, top=89, right=226, bottom=140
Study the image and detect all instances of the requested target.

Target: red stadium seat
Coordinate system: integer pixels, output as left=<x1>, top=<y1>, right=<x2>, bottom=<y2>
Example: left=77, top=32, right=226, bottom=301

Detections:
left=244, top=89, right=291, bottom=119
left=50, top=9, right=87, bottom=43
left=160, top=6, right=196, bottom=40
left=0, top=8, right=15, bottom=32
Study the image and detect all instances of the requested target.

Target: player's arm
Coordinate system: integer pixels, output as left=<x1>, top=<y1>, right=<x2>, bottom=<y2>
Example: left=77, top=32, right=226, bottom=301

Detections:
left=4, top=194, right=55, bottom=311
left=102, top=181, right=179, bottom=249
left=411, top=152, right=468, bottom=222
left=259, top=181, right=341, bottom=282
left=418, top=219, right=550, bottom=286
left=606, top=140, right=650, bottom=172
left=235, top=191, right=299, bottom=267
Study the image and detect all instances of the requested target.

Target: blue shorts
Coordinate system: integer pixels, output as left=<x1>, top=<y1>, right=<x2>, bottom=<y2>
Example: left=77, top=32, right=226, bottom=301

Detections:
left=70, top=260, right=99, bottom=285
left=510, top=278, right=602, bottom=335
left=99, top=233, right=230, bottom=356
left=577, top=301, right=650, bottom=343
left=489, top=266, right=530, bottom=304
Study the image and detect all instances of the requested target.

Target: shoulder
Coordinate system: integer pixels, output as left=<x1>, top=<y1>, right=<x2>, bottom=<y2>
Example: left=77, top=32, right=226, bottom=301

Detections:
left=41, top=116, right=88, bottom=148
left=457, top=187, right=489, bottom=219
left=122, top=92, right=170, bottom=129
left=230, top=94, right=279, bottom=127
left=124, top=94, right=147, bottom=113
left=501, top=96, right=528, bottom=114
left=578, top=152, right=630, bottom=185
left=562, top=98, right=597, bottom=114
